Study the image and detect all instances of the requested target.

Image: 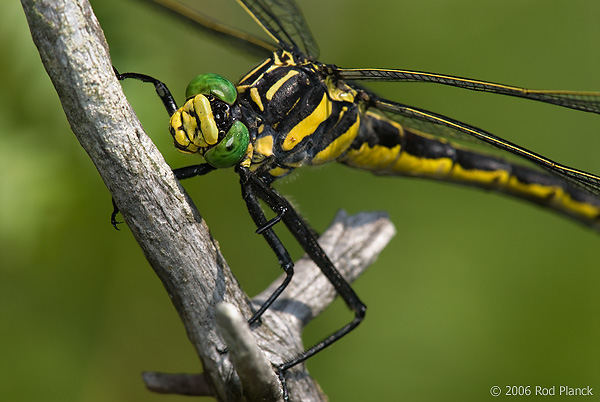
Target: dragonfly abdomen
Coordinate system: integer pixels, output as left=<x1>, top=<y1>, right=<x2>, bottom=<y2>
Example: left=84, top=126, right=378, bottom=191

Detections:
left=340, top=111, right=600, bottom=227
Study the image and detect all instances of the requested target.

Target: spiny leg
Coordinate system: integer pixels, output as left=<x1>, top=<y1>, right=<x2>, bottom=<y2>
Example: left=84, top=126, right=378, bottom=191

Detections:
left=239, top=168, right=366, bottom=396
left=166, top=163, right=292, bottom=329
left=113, top=67, right=178, bottom=116
left=111, top=68, right=182, bottom=227
left=240, top=176, right=295, bottom=326
left=173, top=164, right=217, bottom=180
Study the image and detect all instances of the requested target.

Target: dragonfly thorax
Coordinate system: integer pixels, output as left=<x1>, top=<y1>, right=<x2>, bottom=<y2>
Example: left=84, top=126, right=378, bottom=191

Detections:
left=235, top=50, right=365, bottom=180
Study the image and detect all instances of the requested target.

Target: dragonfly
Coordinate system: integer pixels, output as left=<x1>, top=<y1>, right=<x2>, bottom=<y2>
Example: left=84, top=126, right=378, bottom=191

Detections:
left=113, top=0, right=600, bottom=398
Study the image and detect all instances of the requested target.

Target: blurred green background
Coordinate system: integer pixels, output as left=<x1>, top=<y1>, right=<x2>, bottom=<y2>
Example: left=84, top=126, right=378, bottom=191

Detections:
left=3, top=0, right=600, bottom=401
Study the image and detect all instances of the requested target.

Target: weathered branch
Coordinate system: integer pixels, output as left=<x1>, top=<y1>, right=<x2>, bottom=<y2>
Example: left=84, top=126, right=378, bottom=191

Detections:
left=21, top=1, right=396, bottom=401
left=216, top=302, right=282, bottom=401
left=142, top=372, right=213, bottom=396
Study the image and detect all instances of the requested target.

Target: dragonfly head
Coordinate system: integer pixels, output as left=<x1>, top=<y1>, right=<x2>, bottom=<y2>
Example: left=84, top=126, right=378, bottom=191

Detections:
left=170, top=73, right=250, bottom=168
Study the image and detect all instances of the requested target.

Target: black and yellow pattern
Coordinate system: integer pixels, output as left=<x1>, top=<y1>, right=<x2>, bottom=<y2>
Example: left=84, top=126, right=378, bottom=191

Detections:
left=117, top=0, right=600, bottom=396
left=168, top=44, right=599, bottom=227
left=167, top=45, right=600, bottom=227
left=340, top=111, right=600, bottom=225
left=235, top=50, right=364, bottom=179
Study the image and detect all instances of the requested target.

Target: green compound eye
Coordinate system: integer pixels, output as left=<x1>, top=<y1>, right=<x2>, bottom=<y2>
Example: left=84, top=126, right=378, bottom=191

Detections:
left=204, top=121, right=250, bottom=168
left=185, top=73, right=237, bottom=104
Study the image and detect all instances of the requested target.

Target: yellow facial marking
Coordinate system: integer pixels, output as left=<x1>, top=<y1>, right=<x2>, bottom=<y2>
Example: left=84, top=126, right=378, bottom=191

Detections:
left=170, top=110, right=182, bottom=130
left=174, top=129, right=194, bottom=151
left=171, top=109, right=199, bottom=152
left=193, top=94, right=218, bottom=145
left=283, top=93, right=331, bottom=151
left=181, top=110, right=198, bottom=140
left=266, top=70, right=299, bottom=100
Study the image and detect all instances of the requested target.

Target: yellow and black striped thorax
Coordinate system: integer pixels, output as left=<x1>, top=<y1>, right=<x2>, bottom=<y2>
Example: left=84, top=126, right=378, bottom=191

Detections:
left=236, top=50, right=365, bottom=180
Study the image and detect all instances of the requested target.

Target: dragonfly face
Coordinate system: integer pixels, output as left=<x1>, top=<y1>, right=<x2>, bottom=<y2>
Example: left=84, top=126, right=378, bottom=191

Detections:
left=170, top=73, right=251, bottom=168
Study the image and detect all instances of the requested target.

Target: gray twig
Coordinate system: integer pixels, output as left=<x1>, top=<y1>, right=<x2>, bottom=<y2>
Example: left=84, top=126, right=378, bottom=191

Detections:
left=142, top=372, right=213, bottom=396
left=216, top=303, right=283, bottom=401
left=21, top=0, right=396, bottom=401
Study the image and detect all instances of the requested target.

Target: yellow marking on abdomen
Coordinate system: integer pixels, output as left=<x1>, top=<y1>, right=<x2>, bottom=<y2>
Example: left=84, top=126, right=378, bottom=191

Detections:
left=266, top=70, right=299, bottom=100
left=558, top=195, right=600, bottom=219
left=342, top=143, right=402, bottom=170
left=505, top=177, right=600, bottom=219
left=345, top=111, right=600, bottom=223
left=450, top=164, right=510, bottom=186
left=283, top=93, right=331, bottom=151
left=313, top=114, right=361, bottom=164
left=392, top=152, right=454, bottom=177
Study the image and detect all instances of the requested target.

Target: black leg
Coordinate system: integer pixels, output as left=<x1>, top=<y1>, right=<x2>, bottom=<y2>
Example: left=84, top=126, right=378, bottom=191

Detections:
left=176, top=164, right=295, bottom=329
left=111, top=67, right=183, bottom=227
left=238, top=167, right=366, bottom=371
left=113, top=67, right=178, bottom=116
left=173, top=164, right=217, bottom=180
left=111, top=164, right=216, bottom=228
left=255, top=204, right=287, bottom=234
left=111, top=198, right=122, bottom=229
left=240, top=176, right=295, bottom=326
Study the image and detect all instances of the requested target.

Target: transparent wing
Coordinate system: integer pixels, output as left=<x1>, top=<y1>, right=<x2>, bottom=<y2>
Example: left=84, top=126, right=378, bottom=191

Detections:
left=146, top=0, right=276, bottom=57
left=368, top=95, right=600, bottom=196
left=338, top=67, right=600, bottom=114
left=236, top=0, right=319, bottom=58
